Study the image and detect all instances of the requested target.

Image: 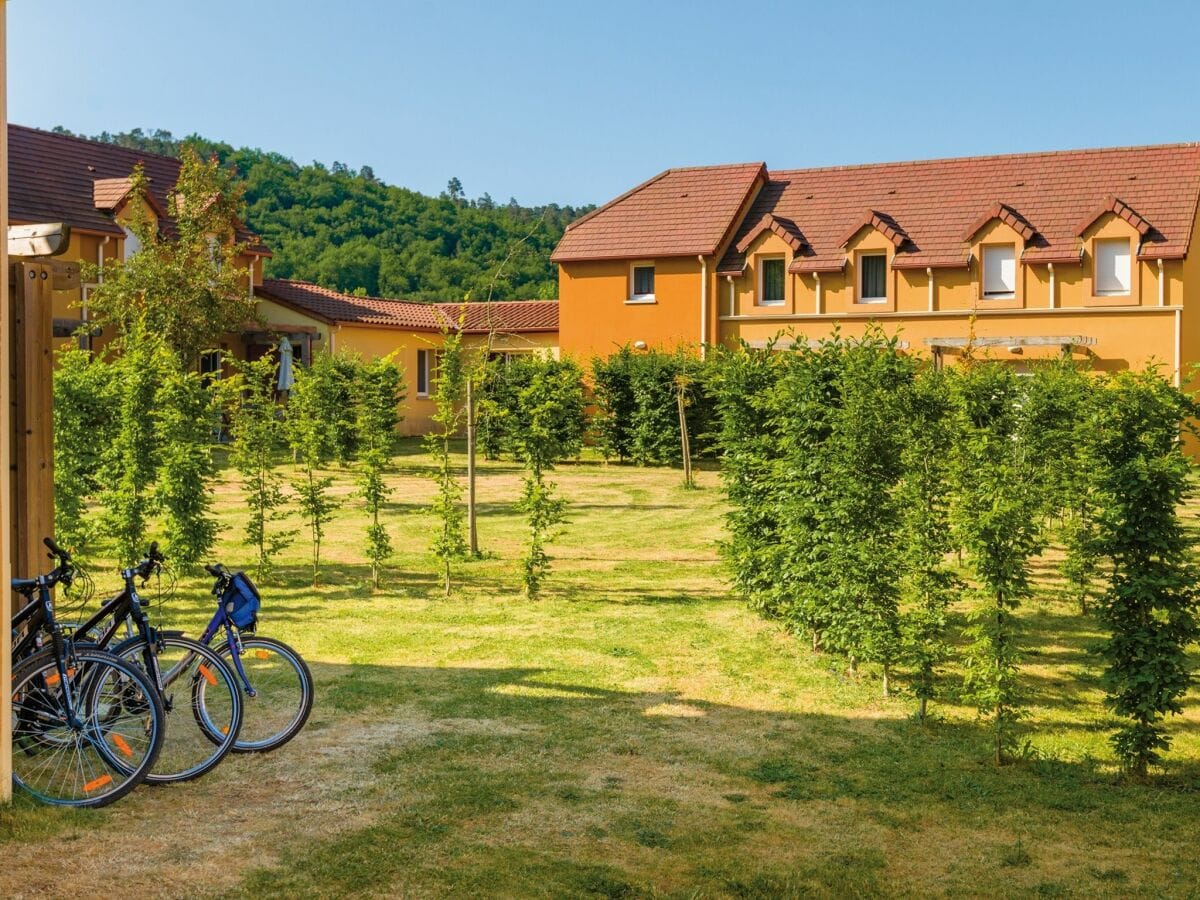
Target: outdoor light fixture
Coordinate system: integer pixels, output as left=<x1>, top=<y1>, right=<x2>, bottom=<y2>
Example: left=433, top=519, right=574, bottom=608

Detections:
left=633, top=340, right=647, bottom=350
left=1008, top=346, right=1023, bottom=354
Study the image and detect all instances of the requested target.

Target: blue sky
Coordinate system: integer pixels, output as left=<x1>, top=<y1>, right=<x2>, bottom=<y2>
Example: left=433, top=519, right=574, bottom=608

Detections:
left=9, top=1, right=1200, bottom=207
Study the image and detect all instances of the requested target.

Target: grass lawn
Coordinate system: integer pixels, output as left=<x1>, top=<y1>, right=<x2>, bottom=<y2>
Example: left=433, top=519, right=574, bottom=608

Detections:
left=3, top=439, right=1200, bottom=898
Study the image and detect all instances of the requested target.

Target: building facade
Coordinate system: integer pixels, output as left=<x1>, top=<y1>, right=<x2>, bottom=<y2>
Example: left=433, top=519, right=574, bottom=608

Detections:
left=552, top=145, right=1200, bottom=380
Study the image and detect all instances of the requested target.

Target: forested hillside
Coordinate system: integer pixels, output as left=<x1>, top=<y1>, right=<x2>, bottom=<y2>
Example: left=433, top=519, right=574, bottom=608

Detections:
left=52, top=126, right=592, bottom=301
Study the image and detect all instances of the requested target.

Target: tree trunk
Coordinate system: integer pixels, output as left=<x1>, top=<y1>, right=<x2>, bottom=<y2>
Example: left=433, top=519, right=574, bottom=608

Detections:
left=882, top=664, right=890, bottom=698
left=466, top=377, right=478, bottom=556
left=918, top=696, right=928, bottom=723
left=676, top=387, right=693, bottom=488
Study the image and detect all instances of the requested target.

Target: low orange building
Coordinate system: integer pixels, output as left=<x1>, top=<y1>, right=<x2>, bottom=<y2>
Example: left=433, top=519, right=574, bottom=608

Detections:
left=553, top=144, right=1200, bottom=382
left=254, top=279, right=558, bottom=433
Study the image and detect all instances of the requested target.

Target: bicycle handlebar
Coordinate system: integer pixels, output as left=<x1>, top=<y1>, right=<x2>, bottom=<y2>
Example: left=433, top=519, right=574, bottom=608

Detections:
left=43, top=535, right=68, bottom=561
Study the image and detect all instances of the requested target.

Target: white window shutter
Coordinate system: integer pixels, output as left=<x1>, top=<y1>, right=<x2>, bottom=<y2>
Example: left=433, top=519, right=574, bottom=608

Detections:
left=983, top=245, right=1016, bottom=296
left=1095, top=240, right=1131, bottom=295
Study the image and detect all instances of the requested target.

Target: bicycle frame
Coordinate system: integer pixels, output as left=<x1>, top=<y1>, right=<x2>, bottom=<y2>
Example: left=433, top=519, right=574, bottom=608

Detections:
left=198, top=604, right=258, bottom=698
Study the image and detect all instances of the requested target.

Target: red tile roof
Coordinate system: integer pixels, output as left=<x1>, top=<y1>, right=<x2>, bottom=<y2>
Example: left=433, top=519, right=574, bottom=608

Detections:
left=551, top=162, right=766, bottom=262
left=8, top=124, right=270, bottom=255
left=554, top=144, right=1200, bottom=276
left=721, top=144, right=1200, bottom=274
left=258, top=280, right=558, bottom=334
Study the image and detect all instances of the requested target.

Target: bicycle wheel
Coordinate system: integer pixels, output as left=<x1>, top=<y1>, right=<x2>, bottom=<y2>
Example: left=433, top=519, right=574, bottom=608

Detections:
left=213, top=635, right=313, bottom=753
left=11, top=646, right=164, bottom=808
left=111, top=634, right=243, bottom=783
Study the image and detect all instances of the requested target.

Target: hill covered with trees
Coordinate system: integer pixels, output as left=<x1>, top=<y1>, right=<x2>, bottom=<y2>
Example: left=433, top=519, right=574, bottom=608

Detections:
left=52, top=126, right=593, bottom=301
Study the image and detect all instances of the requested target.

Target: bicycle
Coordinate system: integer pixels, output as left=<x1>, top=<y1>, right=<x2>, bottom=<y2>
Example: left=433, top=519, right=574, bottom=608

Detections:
left=66, top=543, right=245, bottom=784
left=199, top=563, right=314, bottom=752
left=10, top=537, right=166, bottom=807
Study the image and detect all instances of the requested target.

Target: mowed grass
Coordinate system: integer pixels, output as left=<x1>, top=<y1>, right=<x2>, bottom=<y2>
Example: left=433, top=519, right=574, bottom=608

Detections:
left=3, top=438, right=1200, bottom=899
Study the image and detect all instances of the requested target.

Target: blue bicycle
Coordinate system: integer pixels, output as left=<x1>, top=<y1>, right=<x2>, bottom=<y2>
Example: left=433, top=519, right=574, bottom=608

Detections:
left=197, top=564, right=314, bottom=752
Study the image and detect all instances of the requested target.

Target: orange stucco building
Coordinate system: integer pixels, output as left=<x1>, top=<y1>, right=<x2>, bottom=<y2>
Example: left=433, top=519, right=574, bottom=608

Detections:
left=552, top=144, right=1200, bottom=381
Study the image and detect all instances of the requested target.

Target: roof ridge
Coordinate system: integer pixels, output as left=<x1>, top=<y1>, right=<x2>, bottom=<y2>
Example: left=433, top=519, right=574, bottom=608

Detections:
left=765, top=141, right=1200, bottom=179
left=10, top=123, right=185, bottom=165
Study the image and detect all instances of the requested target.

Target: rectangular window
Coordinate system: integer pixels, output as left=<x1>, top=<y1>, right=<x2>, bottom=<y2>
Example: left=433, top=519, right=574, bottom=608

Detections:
left=858, top=252, right=887, bottom=302
left=1094, top=239, right=1131, bottom=296
left=759, top=258, right=785, bottom=305
left=630, top=264, right=655, bottom=301
left=417, top=349, right=430, bottom=397
left=982, top=245, right=1017, bottom=298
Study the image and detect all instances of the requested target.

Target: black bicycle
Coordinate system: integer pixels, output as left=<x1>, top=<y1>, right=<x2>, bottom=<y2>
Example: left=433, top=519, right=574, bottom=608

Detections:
left=66, top=543, right=245, bottom=784
left=10, top=538, right=165, bottom=807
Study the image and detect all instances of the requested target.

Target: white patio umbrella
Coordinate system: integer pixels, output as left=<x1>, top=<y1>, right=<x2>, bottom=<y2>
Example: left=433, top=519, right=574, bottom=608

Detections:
left=277, top=335, right=295, bottom=392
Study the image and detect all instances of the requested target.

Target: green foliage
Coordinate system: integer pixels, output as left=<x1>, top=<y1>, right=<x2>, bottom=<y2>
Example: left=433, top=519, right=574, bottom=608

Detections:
left=98, top=326, right=166, bottom=566
left=82, top=151, right=257, bottom=366
left=287, top=363, right=338, bottom=584
left=1089, top=371, right=1199, bottom=777
left=52, top=348, right=118, bottom=552
left=61, top=125, right=593, bottom=301
left=353, top=355, right=405, bottom=589
left=477, top=356, right=586, bottom=462
left=590, top=347, right=716, bottom=466
left=897, top=370, right=960, bottom=720
left=227, top=353, right=294, bottom=580
left=949, top=363, right=1043, bottom=764
left=506, top=357, right=584, bottom=598
left=706, top=340, right=784, bottom=615
left=154, top=363, right=221, bottom=566
left=425, top=334, right=468, bottom=594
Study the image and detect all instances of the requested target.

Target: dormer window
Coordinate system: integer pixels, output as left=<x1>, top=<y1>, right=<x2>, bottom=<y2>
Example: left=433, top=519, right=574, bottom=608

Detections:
left=122, top=226, right=141, bottom=260
left=1094, top=238, right=1131, bottom=296
left=758, top=257, right=785, bottom=306
left=982, top=244, right=1017, bottom=299
left=858, top=252, right=887, bottom=303
left=629, top=263, right=655, bottom=302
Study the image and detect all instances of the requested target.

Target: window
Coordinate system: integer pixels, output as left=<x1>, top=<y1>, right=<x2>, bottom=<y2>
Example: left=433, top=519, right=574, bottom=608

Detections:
left=1094, top=238, right=1131, bottom=296
left=199, top=349, right=223, bottom=382
left=982, top=245, right=1017, bottom=298
left=630, top=264, right=655, bottom=301
left=122, top=226, right=141, bottom=260
left=759, top=257, right=785, bottom=305
left=417, top=349, right=431, bottom=397
left=858, top=252, right=887, bottom=303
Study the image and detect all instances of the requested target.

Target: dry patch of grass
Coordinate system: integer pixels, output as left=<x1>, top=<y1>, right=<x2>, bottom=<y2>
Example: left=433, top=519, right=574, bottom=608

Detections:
left=3, top=441, right=1200, bottom=898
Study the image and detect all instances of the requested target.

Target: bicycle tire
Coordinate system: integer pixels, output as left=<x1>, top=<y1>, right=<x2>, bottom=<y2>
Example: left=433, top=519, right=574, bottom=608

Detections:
left=11, top=646, right=165, bottom=808
left=213, top=635, right=314, bottom=753
left=111, top=634, right=244, bottom=784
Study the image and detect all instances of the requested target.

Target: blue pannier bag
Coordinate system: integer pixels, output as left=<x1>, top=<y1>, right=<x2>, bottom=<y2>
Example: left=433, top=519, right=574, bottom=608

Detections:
left=222, top=572, right=261, bottom=631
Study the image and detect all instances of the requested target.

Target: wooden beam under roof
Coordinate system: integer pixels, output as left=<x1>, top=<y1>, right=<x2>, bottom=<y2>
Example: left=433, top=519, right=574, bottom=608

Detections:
left=923, top=335, right=1096, bottom=349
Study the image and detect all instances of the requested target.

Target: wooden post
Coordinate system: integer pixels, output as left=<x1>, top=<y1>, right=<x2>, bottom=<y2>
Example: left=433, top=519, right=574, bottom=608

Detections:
left=11, top=262, right=55, bottom=580
left=0, top=0, right=10, bottom=804
left=466, top=377, right=478, bottom=556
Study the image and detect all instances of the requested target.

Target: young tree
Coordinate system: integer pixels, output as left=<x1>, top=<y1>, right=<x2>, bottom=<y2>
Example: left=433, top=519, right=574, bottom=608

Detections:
left=591, top=347, right=637, bottom=462
left=52, top=348, right=118, bottom=553
left=506, top=356, right=586, bottom=599
left=83, top=150, right=258, bottom=367
left=154, top=363, right=221, bottom=566
left=287, top=360, right=338, bottom=584
left=226, top=353, right=294, bottom=580
left=354, top=355, right=405, bottom=589
left=99, top=324, right=166, bottom=565
left=1090, top=371, right=1199, bottom=778
left=897, top=369, right=960, bottom=721
left=425, top=333, right=468, bottom=594
left=950, top=363, right=1042, bottom=764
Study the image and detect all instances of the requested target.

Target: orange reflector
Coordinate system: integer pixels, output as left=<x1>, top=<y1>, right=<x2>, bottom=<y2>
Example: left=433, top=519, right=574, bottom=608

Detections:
left=84, top=774, right=113, bottom=793
left=221, top=726, right=229, bottom=735
left=198, top=664, right=217, bottom=686
left=112, top=734, right=134, bottom=758
left=254, top=650, right=270, bottom=660
left=45, top=672, right=60, bottom=686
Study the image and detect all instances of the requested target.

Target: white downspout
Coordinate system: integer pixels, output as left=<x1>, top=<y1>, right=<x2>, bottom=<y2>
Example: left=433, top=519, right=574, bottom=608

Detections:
left=726, top=275, right=734, bottom=317
left=86, top=235, right=112, bottom=351
left=1157, top=258, right=1165, bottom=307
left=926, top=267, right=934, bottom=312
left=814, top=273, right=822, bottom=314
left=698, top=255, right=708, bottom=359
left=248, top=256, right=256, bottom=299
left=1048, top=263, right=1055, bottom=309
left=1174, top=308, right=1182, bottom=387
